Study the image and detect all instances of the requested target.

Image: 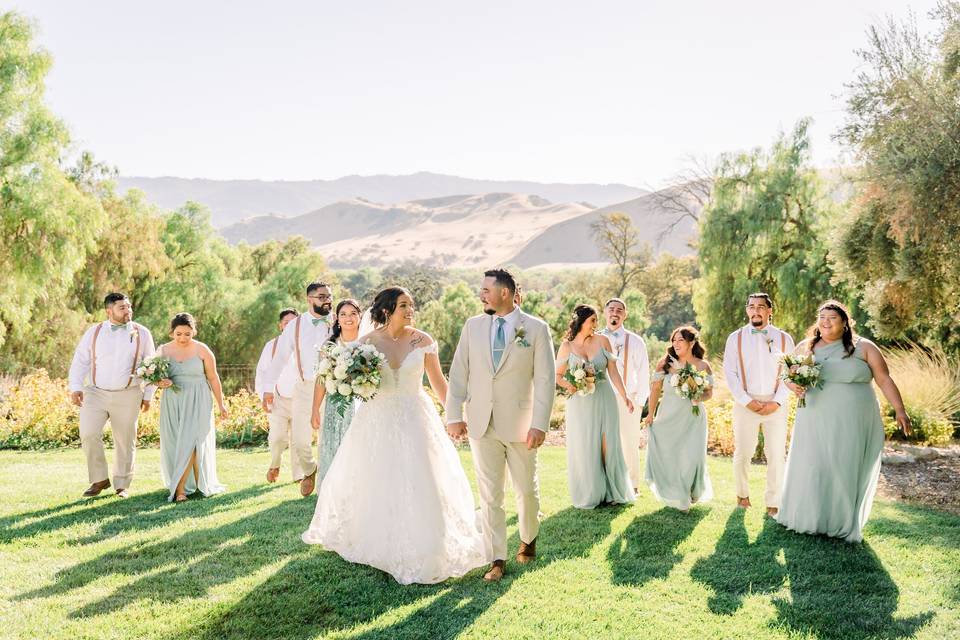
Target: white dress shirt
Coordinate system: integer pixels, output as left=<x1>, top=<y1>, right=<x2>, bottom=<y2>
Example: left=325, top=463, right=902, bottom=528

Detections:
left=489, top=306, right=521, bottom=354
left=722, top=323, right=795, bottom=407
left=255, top=336, right=299, bottom=399
left=602, top=326, right=651, bottom=404
left=264, top=312, right=332, bottom=390
left=69, top=321, right=157, bottom=400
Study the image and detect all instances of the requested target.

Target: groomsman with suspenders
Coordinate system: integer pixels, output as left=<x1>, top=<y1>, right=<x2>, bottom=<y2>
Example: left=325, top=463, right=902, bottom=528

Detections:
left=262, top=281, right=333, bottom=496
left=722, top=293, right=795, bottom=516
left=68, top=292, right=156, bottom=498
left=255, top=308, right=303, bottom=484
left=600, top=298, right=651, bottom=492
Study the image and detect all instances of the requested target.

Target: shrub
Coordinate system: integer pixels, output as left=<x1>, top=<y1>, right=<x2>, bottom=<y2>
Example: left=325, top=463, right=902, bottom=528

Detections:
left=880, top=345, right=960, bottom=445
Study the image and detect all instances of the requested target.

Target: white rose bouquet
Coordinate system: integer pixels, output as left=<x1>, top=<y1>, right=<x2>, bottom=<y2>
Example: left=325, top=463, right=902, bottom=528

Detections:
left=563, top=360, right=605, bottom=396
left=315, top=341, right=386, bottom=416
left=779, top=353, right=822, bottom=408
left=668, top=360, right=711, bottom=416
left=135, top=354, right=179, bottom=392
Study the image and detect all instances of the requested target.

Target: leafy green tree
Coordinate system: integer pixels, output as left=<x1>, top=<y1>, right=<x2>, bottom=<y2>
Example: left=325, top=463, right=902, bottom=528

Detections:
left=637, top=255, right=699, bottom=340
left=417, top=282, right=483, bottom=363
left=695, top=120, right=842, bottom=354
left=380, top=261, right=446, bottom=306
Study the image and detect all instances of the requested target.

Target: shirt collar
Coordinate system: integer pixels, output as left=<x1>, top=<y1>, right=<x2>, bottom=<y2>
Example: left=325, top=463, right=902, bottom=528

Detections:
left=496, top=306, right=521, bottom=325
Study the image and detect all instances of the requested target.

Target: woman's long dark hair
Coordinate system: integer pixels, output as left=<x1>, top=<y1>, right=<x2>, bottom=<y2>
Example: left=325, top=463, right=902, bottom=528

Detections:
left=806, top=299, right=856, bottom=358
left=327, top=299, right=362, bottom=344
left=565, top=304, right=597, bottom=341
left=658, top=325, right=706, bottom=372
left=369, top=286, right=412, bottom=327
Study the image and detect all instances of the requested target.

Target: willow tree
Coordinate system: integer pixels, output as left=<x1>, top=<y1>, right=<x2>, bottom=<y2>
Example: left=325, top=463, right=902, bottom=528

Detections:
left=694, top=120, right=842, bottom=355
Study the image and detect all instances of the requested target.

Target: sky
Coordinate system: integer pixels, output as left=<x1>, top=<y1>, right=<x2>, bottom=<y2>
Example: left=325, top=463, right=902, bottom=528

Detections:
left=11, top=0, right=941, bottom=189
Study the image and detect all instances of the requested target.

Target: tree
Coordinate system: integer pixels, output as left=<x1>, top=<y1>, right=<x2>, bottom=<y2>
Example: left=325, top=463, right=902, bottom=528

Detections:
left=695, top=120, right=843, bottom=355
left=0, top=12, right=106, bottom=361
left=380, top=261, right=446, bottom=307
left=637, top=255, right=699, bottom=340
left=590, top=213, right=652, bottom=297
left=836, top=2, right=960, bottom=351
left=417, top=283, right=483, bottom=363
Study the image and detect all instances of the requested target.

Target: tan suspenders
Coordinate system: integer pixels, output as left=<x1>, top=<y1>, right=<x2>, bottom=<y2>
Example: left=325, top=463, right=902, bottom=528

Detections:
left=270, top=336, right=279, bottom=359
left=293, top=316, right=305, bottom=382
left=90, top=323, right=141, bottom=389
left=737, top=327, right=785, bottom=394
left=622, top=332, right=631, bottom=379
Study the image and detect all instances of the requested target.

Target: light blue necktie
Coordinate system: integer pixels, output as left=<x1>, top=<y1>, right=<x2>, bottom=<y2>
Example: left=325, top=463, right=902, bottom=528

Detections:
left=493, top=317, right=506, bottom=368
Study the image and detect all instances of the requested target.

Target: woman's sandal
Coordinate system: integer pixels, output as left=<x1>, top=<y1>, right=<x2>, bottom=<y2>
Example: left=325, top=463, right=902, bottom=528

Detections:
left=175, top=493, right=188, bottom=503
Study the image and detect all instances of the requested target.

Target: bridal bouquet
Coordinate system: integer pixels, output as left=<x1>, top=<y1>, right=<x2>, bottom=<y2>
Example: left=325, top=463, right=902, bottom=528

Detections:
left=315, top=342, right=386, bottom=416
left=135, top=354, right=179, bottom=392
left=564, top=360, right=605, bottom=396
left=779, top=353, right=822, bottom=408
left=668, top=360, right=710, bottom=416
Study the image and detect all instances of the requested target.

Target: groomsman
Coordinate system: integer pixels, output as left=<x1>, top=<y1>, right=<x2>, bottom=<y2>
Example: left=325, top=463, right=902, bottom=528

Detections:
left=255, top=308, right=303, bottom=484
left=68, top=292, right=156, bottom=498
left=722, top=293, right=795, bottom=517
left=600, top=298, right=650, bottom=491
left=263, top=281, right=333, bottom=496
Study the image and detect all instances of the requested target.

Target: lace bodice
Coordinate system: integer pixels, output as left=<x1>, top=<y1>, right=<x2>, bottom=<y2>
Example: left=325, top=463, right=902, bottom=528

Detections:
left=377, top=343, right=437, bottom=397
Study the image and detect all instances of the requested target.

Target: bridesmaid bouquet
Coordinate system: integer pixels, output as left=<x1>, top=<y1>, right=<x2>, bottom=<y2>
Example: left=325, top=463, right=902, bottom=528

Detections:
left=315, top=342, right=386, bottom=416
left=668, top=361, right=710, bottom=416
left=564, top=361, right=605, bottom=396
left=135, top=354, right=179, bottom=392
left=779, top=353, right=822, bottom=408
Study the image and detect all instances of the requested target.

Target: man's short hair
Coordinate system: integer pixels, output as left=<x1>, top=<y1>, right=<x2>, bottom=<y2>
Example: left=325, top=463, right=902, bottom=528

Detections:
left=306, top=281, right=330, bottom=295
left=484, top=268, right=517, bottom=295
left=103, top=292, right=129, bottom=308
left=747, top=292, right=773, bottom=309
left=604, top=297, right=627, bottom=310
left=278, top=308, right=298, bottom=322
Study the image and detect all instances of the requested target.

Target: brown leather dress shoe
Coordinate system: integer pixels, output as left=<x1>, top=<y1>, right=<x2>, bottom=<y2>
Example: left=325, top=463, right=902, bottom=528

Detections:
left=516, top=537, right=537, bottom=564
left=266, top=467, right=280, bottom=483
left=300, top=469, right=317, bottom=496
left=736, top=496, right=752, bottom=509
left=115, top=488, right=129, bottom=499
left=766, top=507, right=779, bottom=517
left=83, top=479, right=111, bottom=497
left=483, top=560, right=506, bottom=582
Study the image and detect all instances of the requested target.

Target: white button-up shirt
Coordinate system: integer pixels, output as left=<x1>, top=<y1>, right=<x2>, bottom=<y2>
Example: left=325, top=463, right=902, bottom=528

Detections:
left=722, top=323, right=795, bottom=407
left=490, top=306, right=521, bottom=355
left=69, top=321, right=157, bottom=400
left=255, top=336, right=298, bottom=399
left=602, top=326, right=651, bottom=404
left=264, top=312, right=332, bottom=389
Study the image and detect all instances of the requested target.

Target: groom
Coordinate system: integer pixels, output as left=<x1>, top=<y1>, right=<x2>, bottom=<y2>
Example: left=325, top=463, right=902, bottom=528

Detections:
left=446, top=268, right=556, bottom=582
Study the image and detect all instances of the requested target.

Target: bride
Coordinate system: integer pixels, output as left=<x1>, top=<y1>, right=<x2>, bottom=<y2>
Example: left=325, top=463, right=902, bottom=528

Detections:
left=302, top=286, right=489, bottom=584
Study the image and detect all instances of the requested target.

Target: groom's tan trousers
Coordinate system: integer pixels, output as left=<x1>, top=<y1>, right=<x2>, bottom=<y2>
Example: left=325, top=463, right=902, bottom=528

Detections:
left=470, top=421, right=541, bottom=562
left=79, top=385, right=142, bottom=489
left=290, top=380, right=318, bottom=478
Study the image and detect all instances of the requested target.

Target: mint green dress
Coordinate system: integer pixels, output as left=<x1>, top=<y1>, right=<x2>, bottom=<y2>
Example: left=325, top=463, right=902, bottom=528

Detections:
left=318, top=396, right=358, bottom=487
left=776, top=340, right=883, bottom=542
left=159, top=355, right=225, bottom=501
left=644, top=368, right=713, bottom=511
left=565, top=350, right=635, bottom=509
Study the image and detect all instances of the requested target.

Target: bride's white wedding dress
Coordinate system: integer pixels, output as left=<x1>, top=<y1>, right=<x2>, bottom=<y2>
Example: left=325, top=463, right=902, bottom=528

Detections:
left=302, top=342, right=488, bottom=584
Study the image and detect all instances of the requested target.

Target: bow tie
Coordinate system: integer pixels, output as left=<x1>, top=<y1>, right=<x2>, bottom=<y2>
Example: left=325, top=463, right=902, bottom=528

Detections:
left=311, top=317, right=329, bottom=327
left=751, top=328, right=768, bottom=335
left=109, top=323, right=128, bottom=332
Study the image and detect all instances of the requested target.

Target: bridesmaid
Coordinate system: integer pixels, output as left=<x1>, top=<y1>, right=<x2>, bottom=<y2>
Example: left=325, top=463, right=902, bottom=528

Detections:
left=556, top=304, right=635, bottom=509
left=310, top=299, right=363, bottom=488
left=158, top=312, right=227, bottom=502
left=777, top=300, right=912, bottom=542
left=643, top=325, right=714, bottom=512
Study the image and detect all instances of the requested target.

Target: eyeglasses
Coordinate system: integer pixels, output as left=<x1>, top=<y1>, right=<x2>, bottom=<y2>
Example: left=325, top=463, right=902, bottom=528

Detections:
left=309, top=294, right=332, bottom=301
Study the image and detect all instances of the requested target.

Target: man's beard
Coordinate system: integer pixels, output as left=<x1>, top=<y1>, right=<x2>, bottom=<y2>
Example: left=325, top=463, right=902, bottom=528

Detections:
left=314, top=303, right=332, bottom=316
left=483, top=307, right=495, bottom=315
left=750, top=318, right=764, bottom=327
left=608, top=317, right=620, bottom=327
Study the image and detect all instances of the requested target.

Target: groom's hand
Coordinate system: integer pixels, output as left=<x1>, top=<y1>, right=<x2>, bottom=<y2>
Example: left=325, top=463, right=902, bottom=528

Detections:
left=526, top=428, right=546, bottom=450
left=262, top=392, right=274, bottom=414
left=446, top=421, right=468, bottom=440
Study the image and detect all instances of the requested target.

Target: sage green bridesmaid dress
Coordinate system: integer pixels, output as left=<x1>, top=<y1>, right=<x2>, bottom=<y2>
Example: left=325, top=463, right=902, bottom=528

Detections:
left=159, top=354, right=225, bottom=501
left=564, top=350, right=635, bottom=509
left=644, top=368, right=713, bottom=511
left=776, top=339, right=883, bottom=542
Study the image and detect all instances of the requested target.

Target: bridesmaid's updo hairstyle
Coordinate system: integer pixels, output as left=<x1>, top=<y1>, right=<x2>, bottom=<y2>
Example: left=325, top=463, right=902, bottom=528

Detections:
left=170, top=312, right=197, bottom=333
left=807, top=300, right=857, bottom=358
left=565, top=304, right=597, bottom=341
left=659, top=325, right=706, bottom=372
left=327, top=299, right=362, bottom=344
left=369, top=287, right=412, bottom=327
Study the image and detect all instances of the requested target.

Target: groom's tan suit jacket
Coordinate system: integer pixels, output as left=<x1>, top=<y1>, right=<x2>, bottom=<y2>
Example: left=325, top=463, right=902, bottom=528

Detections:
left=446, top=311, right=556, bottom=442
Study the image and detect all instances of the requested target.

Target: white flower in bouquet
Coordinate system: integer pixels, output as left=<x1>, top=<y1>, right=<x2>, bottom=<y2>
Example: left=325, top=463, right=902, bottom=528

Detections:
left=324, top=379, right=338, bottom=394
left=573, top=369, right=586, bottom=380
left=338, top=383, right=353, bottom=396
left=669, top=374, right=681, bottom=388
left=333, top=364, right=349, bottom=380
left=316, top=358, right=331, bottom=375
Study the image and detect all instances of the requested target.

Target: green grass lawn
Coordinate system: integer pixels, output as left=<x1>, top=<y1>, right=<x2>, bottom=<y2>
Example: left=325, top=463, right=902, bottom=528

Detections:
left=0, top=447, right=957, bottom=640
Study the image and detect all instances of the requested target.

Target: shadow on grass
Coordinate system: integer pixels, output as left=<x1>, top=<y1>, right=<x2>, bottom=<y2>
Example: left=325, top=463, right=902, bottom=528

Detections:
left=163, top=505, right=622, bottom=640
left=691, top=508, right=935, bottom=639
left=606, top=506, right=707, bottom=588
left=2, top=484, right=273, bottom=545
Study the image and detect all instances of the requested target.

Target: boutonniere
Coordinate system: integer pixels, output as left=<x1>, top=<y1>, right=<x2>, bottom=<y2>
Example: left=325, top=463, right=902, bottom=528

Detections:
left=128, top=325, right=138, bottom=343
left=514, top=325, right=530, bottom=347
left=764, top=336, right=774, bottom=353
